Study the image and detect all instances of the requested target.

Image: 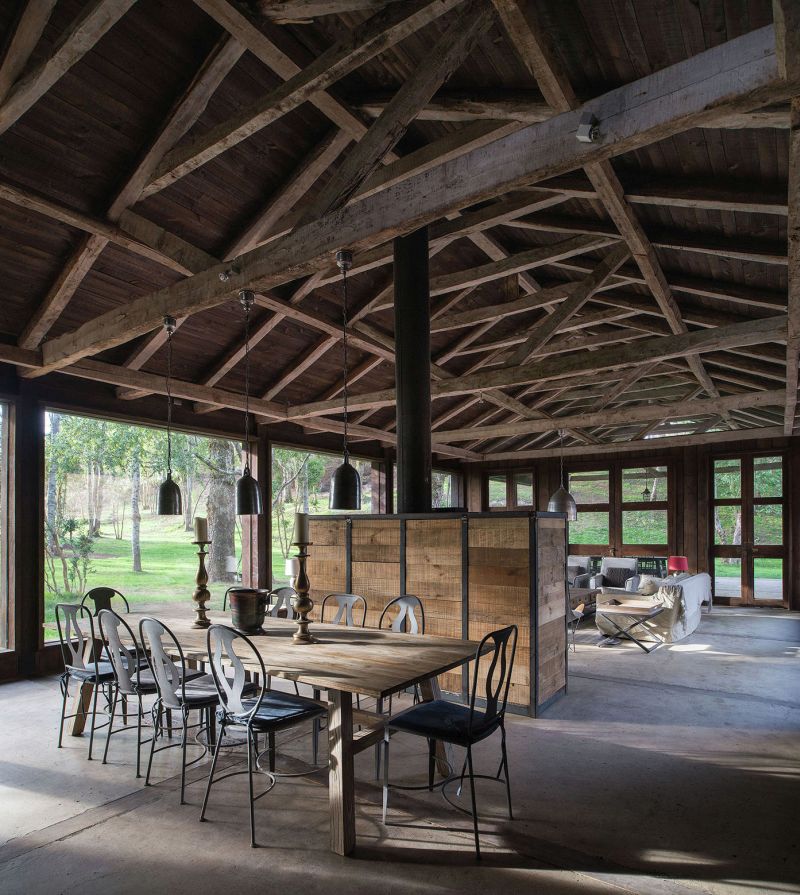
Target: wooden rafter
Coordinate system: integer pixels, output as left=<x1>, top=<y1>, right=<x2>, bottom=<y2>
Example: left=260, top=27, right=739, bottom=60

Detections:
left=0, top=0, right=58, bottom=103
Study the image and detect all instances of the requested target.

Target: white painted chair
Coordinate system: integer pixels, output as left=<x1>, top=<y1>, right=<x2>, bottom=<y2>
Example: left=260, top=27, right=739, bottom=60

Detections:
left=320, top=592, right=367, bottom=627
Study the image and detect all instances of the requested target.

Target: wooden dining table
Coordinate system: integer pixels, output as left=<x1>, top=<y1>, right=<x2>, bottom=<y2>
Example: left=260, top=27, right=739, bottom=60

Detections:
left=73, top=609, right=486, bottom=856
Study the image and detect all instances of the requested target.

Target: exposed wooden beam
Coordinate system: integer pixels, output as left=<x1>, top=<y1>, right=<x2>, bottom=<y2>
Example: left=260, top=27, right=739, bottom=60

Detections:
left=149, top=0, right=462, bottom=195
left=504, top=245, right=630, bottom=366
left=37, top=25, right=793, bottom=373
left=0, top=0, right=58, bottom=103
left=288, top=315, right=787, bottom=419
left=300, top=0, right=491, bottom=221
left=432, top=389, right=785, bottom=443
left=0, top=0, right=136, bottom=135
left=260, top=1, right=403, bottom=23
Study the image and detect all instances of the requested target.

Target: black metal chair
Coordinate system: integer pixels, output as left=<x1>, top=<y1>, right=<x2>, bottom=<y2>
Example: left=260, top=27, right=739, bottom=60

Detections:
left=200, top=625, right=327, bottom=847
left=81, top=587, right=129, bottom=614
left=55, top=603, right=115, bottom=760
left=381, top=625, right=518, bottom=859
left=139, top=617, right=219, bottom=804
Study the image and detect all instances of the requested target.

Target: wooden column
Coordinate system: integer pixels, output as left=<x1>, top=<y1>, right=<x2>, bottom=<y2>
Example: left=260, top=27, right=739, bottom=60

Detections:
left=394, top=227, right=431, bottom=513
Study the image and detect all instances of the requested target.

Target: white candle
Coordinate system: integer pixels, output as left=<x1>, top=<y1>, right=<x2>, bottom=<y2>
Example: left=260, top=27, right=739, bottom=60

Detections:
left=293, top=512, right=309, bottom=544
left=193, top=516, right=209, bottom=542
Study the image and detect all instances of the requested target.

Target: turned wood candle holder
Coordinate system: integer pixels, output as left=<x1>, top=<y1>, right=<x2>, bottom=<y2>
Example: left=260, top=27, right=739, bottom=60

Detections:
left=192, top=540, right=212, bottom=629
left=290, top=540, right=316, bottom=644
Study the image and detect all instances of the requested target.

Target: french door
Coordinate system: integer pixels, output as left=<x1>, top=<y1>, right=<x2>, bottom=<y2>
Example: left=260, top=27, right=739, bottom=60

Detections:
left=710, top=454, right=786, bottom=607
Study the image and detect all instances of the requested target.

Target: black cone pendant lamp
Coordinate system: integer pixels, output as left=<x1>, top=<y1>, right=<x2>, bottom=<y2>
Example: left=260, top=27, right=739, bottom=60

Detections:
left=330, top=250, right=361, bottom=511
left=157, top=316, right=182, bottom=515
left=235, top=289, right=263, bottom=516
left=547, top=429, right=577, bottom=520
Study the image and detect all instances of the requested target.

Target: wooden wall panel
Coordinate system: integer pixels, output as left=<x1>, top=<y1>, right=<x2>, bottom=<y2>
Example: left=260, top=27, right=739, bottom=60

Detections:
left=406, top=518, right=462, bottom=694
left=308, top=517, right=346, bottom=606
left=351, top=518, right=400, bottom=627
left=536, top=517, right=566, bottom=705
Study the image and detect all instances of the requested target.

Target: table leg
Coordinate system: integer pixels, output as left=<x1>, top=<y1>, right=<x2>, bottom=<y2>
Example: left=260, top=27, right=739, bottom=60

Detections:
left=418, top=676, right=453, bottom=777
left=603, top=616, right=661, bottom=653
left=69, top=681, right=94, bottom=736
left=328, top=690, right=355, bottom=856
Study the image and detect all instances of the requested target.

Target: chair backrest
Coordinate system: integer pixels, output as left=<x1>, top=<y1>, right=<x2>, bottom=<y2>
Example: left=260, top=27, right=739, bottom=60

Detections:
left=379, top=595, right=425, bottom=635
left=81, top=587, right=130, bottom=615
left=320, top=593, right=367, bottom=627
left=599, top=557, right=637, bottom=576
left=567, top=555, right=589, bottom=573
left=98, top=608, right=141, bottom=696
left=55, top=603, right=96, bottom=672
left=207, top=625, right=266, bottom=720
left=268, top=586, right=297, bottom=618
left=468, top=625, right=518, bottom=732
left=138, top=617, right=187, bottom=710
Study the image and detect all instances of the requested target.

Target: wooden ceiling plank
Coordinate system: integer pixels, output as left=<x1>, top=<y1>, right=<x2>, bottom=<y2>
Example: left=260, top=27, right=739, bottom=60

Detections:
left=0, top=0, right=58, bottom=103
left=0, top=0, right=137, bottom=135
left=37, top=25, right=792, bottom=373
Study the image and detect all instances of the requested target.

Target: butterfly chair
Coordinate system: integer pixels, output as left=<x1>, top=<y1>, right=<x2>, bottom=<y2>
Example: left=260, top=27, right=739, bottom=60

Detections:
left=200, top=625, right=327, bottom=847
left=139, top=617, right=220, bottom=804
left=55, top=603, right=115, bottom=760
left=382, top=625, right=518, bottom=859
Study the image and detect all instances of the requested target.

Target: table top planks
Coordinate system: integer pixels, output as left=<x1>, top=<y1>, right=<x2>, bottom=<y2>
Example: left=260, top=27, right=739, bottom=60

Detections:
left=134, top=611, right=486, bottom=698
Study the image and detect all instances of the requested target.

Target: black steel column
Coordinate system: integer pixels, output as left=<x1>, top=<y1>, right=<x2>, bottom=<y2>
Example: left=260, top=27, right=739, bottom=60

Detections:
left=394, top=227, right=431, bottom=513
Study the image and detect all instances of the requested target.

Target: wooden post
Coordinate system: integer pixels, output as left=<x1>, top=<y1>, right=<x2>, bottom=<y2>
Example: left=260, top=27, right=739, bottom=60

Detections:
left=394, top=227, right=431, bottom=513
left=328, top=689, right=355, bottom=856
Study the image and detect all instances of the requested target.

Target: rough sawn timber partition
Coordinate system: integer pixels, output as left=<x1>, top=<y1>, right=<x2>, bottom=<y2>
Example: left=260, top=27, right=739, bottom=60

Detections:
left=306, top=512, right=567, bottom=716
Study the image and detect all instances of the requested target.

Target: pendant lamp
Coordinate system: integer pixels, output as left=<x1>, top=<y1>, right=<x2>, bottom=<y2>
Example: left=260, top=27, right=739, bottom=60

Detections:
left=157, top=316, right=182, bottom=515
left=330, top=250, right=361, bottom=511
left=547, top=429, right=577, bottom=520
left=235, top=289, right=264, bottom=516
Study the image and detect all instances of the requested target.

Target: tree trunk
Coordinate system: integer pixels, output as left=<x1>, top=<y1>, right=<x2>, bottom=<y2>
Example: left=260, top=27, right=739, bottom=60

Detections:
left=46, top=414, right=60, bottom=550
left=131, top=448, right=142, bottom=573
left=207, top=439, right=236, bottom=583
left=183, top=467, right=194, bottom=532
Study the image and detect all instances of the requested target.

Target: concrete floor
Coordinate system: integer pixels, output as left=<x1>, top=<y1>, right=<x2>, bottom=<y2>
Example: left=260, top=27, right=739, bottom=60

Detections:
left=0, top=607, right=798, bottom=895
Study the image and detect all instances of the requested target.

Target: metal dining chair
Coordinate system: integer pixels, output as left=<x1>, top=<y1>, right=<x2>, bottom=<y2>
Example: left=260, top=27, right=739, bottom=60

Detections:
left=268, top=586, right=298, bottom=619
left=200, top=625, right=327, bottom=847
left=567, top=600, right=585, bottom=652
left=382, top=625, right=518, bottom=859
left=81, top=587, right=130, bottom=614
left=139, top=617, right=220, bottom=804
left=320, top=592, right=367, bottom=627
left=55, top=603, right=115, bottom=760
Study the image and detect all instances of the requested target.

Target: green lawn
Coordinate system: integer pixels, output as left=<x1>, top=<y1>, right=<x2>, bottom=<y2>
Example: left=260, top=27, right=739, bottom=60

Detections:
left=44, top=515, right=241, bottom=639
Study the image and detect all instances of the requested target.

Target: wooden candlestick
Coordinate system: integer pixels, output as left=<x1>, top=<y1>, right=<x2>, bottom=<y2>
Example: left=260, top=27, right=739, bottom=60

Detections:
left=192, top=540, right=212, bottom=629
left=291, top=541, right=316, bottom=644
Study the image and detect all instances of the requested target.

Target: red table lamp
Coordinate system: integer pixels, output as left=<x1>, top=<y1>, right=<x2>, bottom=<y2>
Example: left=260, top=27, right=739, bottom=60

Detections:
left=668, top=555, right=689, bottom=575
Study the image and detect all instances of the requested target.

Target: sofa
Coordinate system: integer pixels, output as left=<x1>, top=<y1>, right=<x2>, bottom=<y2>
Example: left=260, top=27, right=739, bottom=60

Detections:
left=595, top=572, right=712, bottom=643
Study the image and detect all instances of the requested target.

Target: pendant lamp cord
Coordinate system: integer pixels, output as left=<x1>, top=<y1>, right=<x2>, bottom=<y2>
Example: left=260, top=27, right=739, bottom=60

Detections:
left=164, top=316, right=175, bottom=477
left=337, top=250, right=353, bottom=461
left=559, top=428, right=565, bottom=487
left=241, top=290, right=253, bottom=474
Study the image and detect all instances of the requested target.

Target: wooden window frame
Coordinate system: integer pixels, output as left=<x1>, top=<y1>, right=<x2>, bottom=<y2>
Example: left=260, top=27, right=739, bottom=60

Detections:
left=483, top=468, right=536, bottom=511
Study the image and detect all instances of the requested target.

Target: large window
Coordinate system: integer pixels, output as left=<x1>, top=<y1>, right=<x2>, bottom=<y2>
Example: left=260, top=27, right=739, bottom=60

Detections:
left=0, top=403, right=9, bottom=651
left=621, top=466, right=668, bottom=548
left=273, top=446, right=373, bottom=587
left=392, top=465, right=463, bottom=511
left=484, top=469, right=535, bottom=510
left=43, top=412, right=244, bottom=640
left=568, top=469, right=610, bottom=546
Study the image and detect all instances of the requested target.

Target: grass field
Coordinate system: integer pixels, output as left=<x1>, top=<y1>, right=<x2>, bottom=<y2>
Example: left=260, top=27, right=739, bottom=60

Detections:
left=43, top=515, right=241, bottom=640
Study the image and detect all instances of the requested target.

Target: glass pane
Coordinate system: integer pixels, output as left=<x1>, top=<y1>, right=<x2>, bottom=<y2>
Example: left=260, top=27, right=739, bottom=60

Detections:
left=754, top=455, right=782, bottom=498
left=754, top=504, right=782, bottom=545
left=714, top=458, right=740, bottom=499
left=714, top=557, right=742, bottom=599
left=622, top=466, right=667, bottom=503
left=753, top=557, right=783, bottom=601
left=43, top=412, right=247, bottom=642
left=568, top=511, right=609, bottom=545
left=0, top=404, right=8, bottom=651
left=568, top=470, right=608, bottom=504
left=622, top=509, right=668, bottom=545
left=488, top=474, right=507, bottom=508
left=514, top=472, right=533, bottom=507
left=432, top=469, right=459, bottom=508
left=273, top=447, right=372, bottom=587
left=713, top=505, right=742, bottom=546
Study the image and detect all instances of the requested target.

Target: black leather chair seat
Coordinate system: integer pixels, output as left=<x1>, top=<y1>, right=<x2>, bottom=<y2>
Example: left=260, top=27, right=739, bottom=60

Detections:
left=65, top=662, right=116, bottom=684
left=133, top=666, right=204, bottom=695
left=231, top=691, right=326, bottom=731
left=388, top=699, right=500, bottom=747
